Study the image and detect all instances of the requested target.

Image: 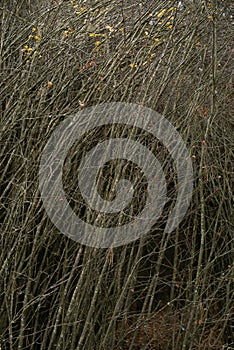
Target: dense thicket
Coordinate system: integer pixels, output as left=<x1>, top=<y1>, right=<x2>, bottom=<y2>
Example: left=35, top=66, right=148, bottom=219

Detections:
left=0, top=1, right=233, bottom=349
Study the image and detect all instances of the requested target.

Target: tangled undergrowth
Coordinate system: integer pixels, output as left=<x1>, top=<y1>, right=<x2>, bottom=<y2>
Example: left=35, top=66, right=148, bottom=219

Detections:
left=0, top=0, right=233, bottom=349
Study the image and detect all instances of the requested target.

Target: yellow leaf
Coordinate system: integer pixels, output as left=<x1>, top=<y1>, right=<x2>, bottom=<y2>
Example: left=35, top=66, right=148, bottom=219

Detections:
left=75, top=7, right=86, bottom=15
left=106, top=25, right=114, bottom=32
left=167, top=7, right=177, bottom=12
left=89, top=33, right=107, bottom=38
left=157, top=9, right=167, bottom=18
